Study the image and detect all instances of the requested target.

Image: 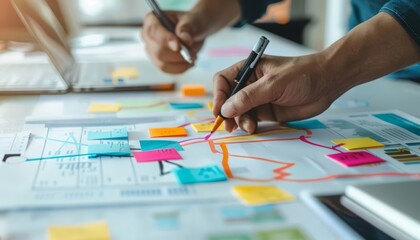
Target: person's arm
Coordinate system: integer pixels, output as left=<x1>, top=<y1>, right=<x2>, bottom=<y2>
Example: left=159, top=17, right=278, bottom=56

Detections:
left=213, top=12, right=420, bottom=133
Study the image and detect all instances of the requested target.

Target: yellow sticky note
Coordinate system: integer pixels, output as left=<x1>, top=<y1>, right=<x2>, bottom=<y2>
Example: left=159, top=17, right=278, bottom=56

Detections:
left=111, top=67, right=139, bottom=80
left=232, top=185, right=295, bottom=206
left=208, top=101, right=213, bottom=111
left=48, top=222, right=110, bottom=240
left=331, top=137, right=384, bottom=150
left=181, top=84, right=206, bottom=96
left=149, top=127, right=188, bottom=138
left=191, top=122, right=225, bottom=132
left=88, top=103, right=121, bottom=113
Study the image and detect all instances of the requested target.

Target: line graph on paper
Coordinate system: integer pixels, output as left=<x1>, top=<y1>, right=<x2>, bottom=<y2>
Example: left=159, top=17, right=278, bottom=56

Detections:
left=0, top=110, right=419, bottom=210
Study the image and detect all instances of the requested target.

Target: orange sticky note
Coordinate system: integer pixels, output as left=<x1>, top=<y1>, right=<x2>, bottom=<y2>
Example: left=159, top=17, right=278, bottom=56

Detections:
left=149, top=127, right=188, bottom=138
left=88, top=103, right=121, bottom=113
left=331, top=137, right=384, bottom=150
left=181, top=84, right=206, bottom=96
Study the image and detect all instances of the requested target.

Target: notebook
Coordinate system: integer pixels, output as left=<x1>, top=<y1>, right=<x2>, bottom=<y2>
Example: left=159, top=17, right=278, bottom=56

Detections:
left=342, top=180, right=420, bottom=240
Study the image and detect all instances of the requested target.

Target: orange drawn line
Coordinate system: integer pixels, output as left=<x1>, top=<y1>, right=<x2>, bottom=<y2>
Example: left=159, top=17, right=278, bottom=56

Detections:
left=220, top=143, right=233, bottom=178
left=122, top=101, right=166, bottom=110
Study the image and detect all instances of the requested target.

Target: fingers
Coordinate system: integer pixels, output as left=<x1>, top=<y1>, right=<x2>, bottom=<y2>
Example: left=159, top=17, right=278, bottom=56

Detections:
left=212, top=60, right=248, bottom=116
left=220, top=74, right=275, bottom=119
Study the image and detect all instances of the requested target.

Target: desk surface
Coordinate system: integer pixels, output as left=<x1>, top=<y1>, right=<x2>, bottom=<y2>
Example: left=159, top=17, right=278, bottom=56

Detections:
left=0, top=25, right=419, bottom=240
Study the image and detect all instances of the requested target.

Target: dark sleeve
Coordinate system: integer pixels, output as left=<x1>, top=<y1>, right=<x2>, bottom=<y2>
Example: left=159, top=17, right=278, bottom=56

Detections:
left=380, top=0, right=420, bottom=47
left=236, top=0, right=282, bottom=26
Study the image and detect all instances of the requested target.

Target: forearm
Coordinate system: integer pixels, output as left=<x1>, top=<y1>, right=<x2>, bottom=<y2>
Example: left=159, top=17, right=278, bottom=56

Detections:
left=320, top=12, right=420, bottom=99
left=189, top=0, right=241, bottom=37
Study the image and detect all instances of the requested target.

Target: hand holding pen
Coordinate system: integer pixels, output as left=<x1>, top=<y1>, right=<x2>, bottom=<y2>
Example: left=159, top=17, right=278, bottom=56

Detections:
left=210, top=36, right=269, bottom=136
left=143, top=0, right=206, bottom=74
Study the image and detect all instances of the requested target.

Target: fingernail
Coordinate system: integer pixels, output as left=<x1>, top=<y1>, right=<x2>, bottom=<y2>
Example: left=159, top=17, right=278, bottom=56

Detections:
left=168, top=40, right=178, bottom=51
left=179, top=32, right=192, bottom=45
left=221, top=100, right=236, bottom=118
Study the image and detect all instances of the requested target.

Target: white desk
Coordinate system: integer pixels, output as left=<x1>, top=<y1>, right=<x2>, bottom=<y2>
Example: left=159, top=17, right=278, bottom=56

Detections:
left=0, top=25, right=419, bottom=240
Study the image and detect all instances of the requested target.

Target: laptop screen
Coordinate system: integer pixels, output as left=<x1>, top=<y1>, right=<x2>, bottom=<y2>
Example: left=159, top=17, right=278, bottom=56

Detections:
left=11, top=0, right=75, bottom=79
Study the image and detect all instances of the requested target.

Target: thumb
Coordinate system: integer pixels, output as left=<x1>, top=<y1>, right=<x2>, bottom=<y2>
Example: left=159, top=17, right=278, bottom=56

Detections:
left=221, top=75, right=274, bottom=118
left=175, top=14, right=202, bottom=46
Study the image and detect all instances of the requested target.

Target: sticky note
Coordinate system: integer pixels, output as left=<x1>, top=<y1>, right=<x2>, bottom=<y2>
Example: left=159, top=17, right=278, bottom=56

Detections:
left=134, top=148, right=182, bottom=162
left=149, top=127, right=188, bottom=138
left=257, top=227, right=308, bottom=240
left=139, top=140, right=184, bottom=151
left=111, top=67, right=139, bottom=80
left=232, top=185, right=295, bottom=206
left=88, top=143, right=131, bottom=158
left=173, top=165, right=227, bottom=184
left=208, top=101, right=213, bottom=111
left=88, top=128, right=128, bottom=140
left=191, top=122, right=225, bottom=132
left=331, top=137, right=384, bottom=150
left=169, top=102, right=204, bottom=109
left=48, top=222, right=110, bottom=240
left=287, top=119, right=327, bottom=129
left=326, top=151, right=385, bottom=167
left=87, top=103, right=121, bottom=113
left=181, top=84, right=206, bottom=96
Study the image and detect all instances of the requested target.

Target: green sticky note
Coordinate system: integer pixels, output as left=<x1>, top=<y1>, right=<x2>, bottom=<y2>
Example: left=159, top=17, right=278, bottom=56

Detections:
left=117, top=99, right=169, bottom=114
left=257, top=227, right=308, bottom=240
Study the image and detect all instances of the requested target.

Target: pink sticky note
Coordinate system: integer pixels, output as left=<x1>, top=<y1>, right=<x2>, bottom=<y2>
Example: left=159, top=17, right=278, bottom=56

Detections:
left=326, top=151, right=385, bottom=167
left=134, top=148, right=182, bottom=163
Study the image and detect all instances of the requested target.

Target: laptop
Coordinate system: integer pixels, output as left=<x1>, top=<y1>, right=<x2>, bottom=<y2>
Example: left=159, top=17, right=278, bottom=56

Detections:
left=342, top=180, right=420, bottom=240
left=1, top=0, right=174, bottom=94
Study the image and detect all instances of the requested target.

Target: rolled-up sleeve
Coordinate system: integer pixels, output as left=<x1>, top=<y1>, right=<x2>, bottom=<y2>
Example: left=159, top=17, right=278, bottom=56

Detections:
left=380, top=0, right=420, bottom=47
left=236, top=0, right=282, bottom=25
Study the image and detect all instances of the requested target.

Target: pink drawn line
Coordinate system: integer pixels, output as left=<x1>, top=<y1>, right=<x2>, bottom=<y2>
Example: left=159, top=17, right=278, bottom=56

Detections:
left=299, top=135, right=343, bottom=153
left=178, top=137, right=205, bottom=144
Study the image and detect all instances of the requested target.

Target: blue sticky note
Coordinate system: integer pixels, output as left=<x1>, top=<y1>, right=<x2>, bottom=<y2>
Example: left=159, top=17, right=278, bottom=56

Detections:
left=88, top=143, right=131, bottom=158
left=88, top=128, right=128, bottom=140
left=287, top=119, right=327, bottom=129
left=139, top=140, right=184, bottom=151
left=173, top=165, right=227, bottom=184
left=169, top=102, right=204, bottom=110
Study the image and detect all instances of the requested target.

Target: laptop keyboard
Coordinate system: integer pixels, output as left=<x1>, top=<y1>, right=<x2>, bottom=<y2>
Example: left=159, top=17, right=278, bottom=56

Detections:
left=0, top=63, right=64, bottom=89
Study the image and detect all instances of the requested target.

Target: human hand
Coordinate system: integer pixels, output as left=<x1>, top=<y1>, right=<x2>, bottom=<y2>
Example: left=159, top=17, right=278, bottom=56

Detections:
left=213, top=54, right=345, bottom=134
left=141, top=11, right=207, bottom=74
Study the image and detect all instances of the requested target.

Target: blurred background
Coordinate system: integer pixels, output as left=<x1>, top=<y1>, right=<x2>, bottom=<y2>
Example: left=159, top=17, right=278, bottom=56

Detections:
left=0, top=0, right=350, bottom=51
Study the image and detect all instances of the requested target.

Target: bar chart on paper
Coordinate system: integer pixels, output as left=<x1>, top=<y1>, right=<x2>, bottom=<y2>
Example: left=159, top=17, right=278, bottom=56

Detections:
left=0, top=110, right=420, bottom=210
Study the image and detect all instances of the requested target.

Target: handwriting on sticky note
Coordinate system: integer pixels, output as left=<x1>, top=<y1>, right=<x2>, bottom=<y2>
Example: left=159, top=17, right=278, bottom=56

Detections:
left=139, top=140, right=184, bottom=151
left=331, top=137, right=384, bottom=150
left=181, top=84, right=206, bottom=97
left=232, top=185, right=295, bottom=206
left=149, top=127, right=188, bottom=138
left=173, top=165, right=227, bottom=184
left=326, top=151, right=385, bottom=167
left=169, top=102, right=204, bottom=109
left=111, top=67, right=139, bottom=80
left=48, top=222, right=110, bottom=240
left=88, top=143, right=131, bottom=158
left=134, top=148, right=182, bottom=163
left=87, top=103, right=121, bottom=113
left=88, top=128, right=128, bottom=140
left=191, top=122, right=225, bottom=132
